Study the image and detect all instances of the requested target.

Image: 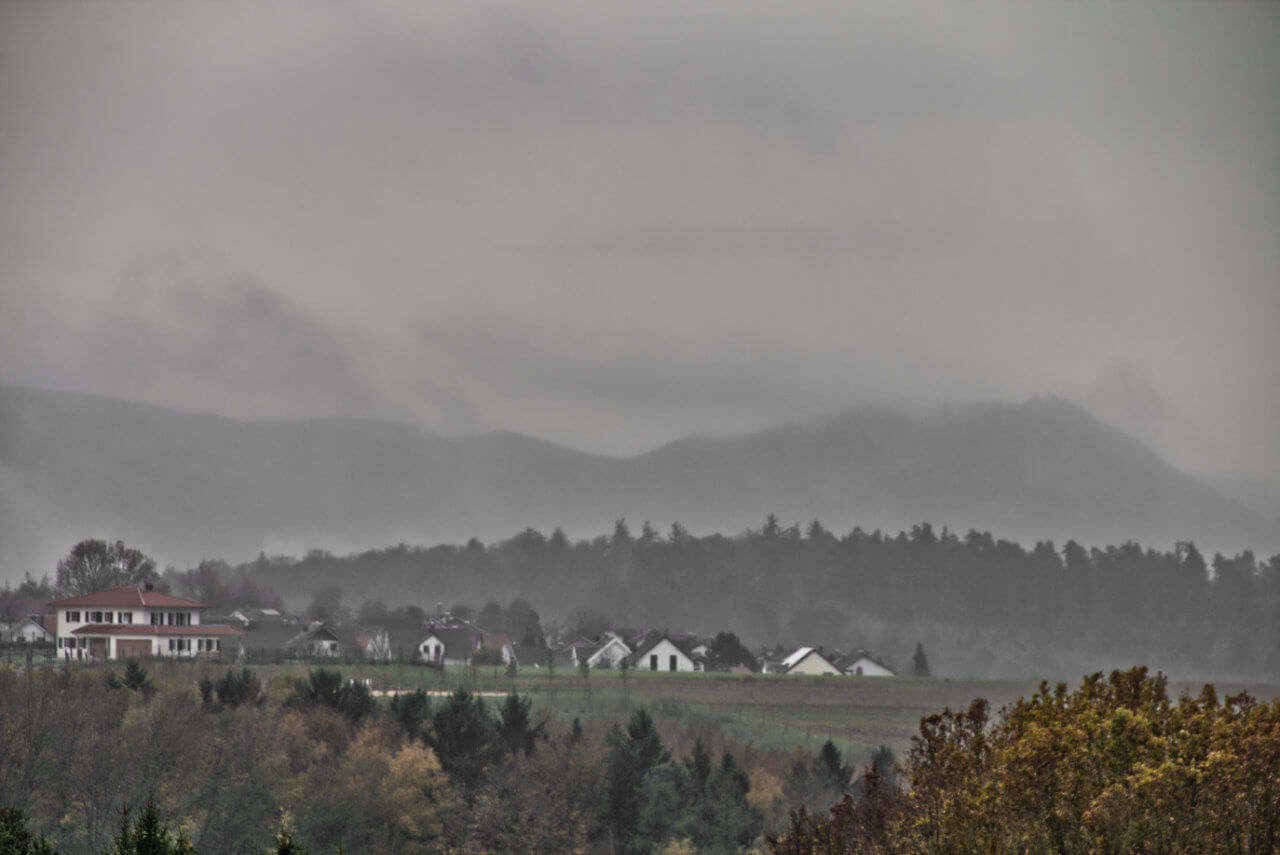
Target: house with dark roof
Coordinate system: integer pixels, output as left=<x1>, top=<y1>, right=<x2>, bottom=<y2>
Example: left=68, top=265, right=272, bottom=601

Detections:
left=510, top=643, right=551, bottom=668
left=229, top=607, right=289, bottom=626
left=287, top=623, right=342, bottom=657
left=417, top=626, right=481, bottom=666
left=48, top=586, right=243, bottom=660
left=626, top=634, right=701, bottom=672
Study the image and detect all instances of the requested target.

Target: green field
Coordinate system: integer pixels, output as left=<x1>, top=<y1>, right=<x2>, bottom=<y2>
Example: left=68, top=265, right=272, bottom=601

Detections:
left=106, top=657, right=1044, bottom=765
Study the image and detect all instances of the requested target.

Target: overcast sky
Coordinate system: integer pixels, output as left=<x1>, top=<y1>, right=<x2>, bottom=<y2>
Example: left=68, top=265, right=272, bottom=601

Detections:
left=1, top=0, right=1277, bottom=479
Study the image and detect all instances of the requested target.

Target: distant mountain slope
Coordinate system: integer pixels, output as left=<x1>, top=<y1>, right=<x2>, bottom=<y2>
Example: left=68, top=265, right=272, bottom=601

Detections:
left=0, top=385, right=1272, bottom=576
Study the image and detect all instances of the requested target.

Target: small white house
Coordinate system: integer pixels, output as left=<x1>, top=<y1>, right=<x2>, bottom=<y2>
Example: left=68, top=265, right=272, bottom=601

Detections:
left=417, top=627, right=481, bottom=666
left=5, top=615, right=55, bottom=644
left=781, top=646, right=842, bottom=676
left=287, top=624, right=342, bottom=657
left=843, top=655, right=896, bottom=677
left=628, top=635, right=699, bottom=672
left=357, top=629, right=393, bottom=661
left=584, top=634, right=632, bottom=669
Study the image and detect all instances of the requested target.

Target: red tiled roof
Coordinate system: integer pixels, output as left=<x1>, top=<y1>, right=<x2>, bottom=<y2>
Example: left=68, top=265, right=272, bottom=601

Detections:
left=49, top=587, right=207, bottom=609
left=70, top=624, right=244, bottom=637
left=39, top=614, right=57, bottom=635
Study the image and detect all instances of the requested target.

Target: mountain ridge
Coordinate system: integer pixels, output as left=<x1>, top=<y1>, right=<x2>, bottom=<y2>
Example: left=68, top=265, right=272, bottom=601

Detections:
left=0, top=384, right=1272, bottom=580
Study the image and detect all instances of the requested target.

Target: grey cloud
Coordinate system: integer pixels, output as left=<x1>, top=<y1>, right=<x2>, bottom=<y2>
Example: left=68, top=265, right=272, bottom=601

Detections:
left=0, top=0, right=1277, bottom=479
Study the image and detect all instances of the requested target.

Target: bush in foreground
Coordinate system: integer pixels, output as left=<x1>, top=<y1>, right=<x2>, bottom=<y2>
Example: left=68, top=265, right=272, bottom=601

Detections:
left=769, top=667, right=1280, bottom=854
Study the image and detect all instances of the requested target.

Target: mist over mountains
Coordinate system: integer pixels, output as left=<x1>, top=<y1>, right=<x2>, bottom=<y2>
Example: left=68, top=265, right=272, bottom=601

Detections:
left=0, top=384, right=1272, bottom=581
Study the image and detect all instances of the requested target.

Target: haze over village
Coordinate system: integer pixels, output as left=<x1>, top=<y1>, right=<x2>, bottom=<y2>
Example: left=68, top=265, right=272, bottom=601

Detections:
left=1, top=2, right=1278, bottom=854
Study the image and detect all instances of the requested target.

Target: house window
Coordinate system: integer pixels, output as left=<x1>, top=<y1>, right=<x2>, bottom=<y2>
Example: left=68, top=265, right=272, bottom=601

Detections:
left=669, top=655, right=677, bottom=672
left=103, top=612, right=113, bottom=624
left=119, top=612, right=133, bottom=624
left=90, top=611, right=102, bottom=623
left=168, top=639, right=176, bottom=651
left=151, top=612, right=161, bottom=625
left=215, top=640, right=221, bottom=652
left=649, top=654, right=658, bottom=670
left=67, top=611, right=80, bottom=623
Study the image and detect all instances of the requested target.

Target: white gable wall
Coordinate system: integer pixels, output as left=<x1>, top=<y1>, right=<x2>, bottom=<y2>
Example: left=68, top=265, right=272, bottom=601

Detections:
left=845, top=657, right=895, bottom=677
left=636, top=639, right=696, bottom=672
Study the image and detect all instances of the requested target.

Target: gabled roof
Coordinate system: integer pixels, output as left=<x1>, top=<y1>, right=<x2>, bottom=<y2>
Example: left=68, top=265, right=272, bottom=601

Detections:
left=626, top=634, right=697, bottom=666
left=9, top=616, right=55, bottom=639
left=288, top=624, right=341, bottom=648
left=586, top=636, right=631, bottom=664
left=481, top=632, right=511, bottom=651
left=834, top=653, right=896, bottom=675
left=780, top=646, right=816, bottom=670
left=49, top=587, right=206, bottom=609
left=238, top=623, right=301, bottom=650
left=781, top=646, right=842, bottom=674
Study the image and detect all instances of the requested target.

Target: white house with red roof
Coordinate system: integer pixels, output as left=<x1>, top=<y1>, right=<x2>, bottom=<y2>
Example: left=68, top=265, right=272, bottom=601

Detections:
left=48, top=585, right=244, bottom=660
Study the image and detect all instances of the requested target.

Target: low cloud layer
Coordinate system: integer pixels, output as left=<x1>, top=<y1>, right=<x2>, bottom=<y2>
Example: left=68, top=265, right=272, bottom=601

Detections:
left=1, top=0, right=1277, bottom=477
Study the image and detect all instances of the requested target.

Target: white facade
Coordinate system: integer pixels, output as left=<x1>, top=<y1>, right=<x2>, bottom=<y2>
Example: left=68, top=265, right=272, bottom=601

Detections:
left=418, top=633, right=447, bottom=664
left=49, top=588, right=240, bottom=660
left=6, top=617, right=54, bottom=644
left=781, top=647, right=842, bottom=676
left=844, top=656, right=895, bottom=677
left=635, top=638, right=697, bottom=672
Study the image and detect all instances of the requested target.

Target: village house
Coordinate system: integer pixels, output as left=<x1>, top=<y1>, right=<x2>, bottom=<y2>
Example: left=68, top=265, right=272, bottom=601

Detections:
left=286, top=623, right=342, bottom=657
left=418, top=626, right=480, bottom=666
left=837, top=652, right=896, bottom=677
left=229, top=607, right=289, bottom=626
left=627, top=634, right=700, bottom=672
left=49, top=586, right=243, bottom=660
left=571, top=632, right=632, bottom=669
left=4, top=615, right=55, bottom=644
left=780, top=646, right=842, bottom=676
left=356, top=629, right=393, bottom=661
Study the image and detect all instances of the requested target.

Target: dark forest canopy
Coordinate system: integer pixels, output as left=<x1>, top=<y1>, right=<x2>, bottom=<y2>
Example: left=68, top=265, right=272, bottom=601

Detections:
left=169, top=518, right=1280, bottom=681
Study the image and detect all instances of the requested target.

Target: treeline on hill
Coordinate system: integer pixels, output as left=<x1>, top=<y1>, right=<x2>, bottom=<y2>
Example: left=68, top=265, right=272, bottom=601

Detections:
left=0, top=663, right=781, bottom=855
left=203, top=518, right=1279, bottom=679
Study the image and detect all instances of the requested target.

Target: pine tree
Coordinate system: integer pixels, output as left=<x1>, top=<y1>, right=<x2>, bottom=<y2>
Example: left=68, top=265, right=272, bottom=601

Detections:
left=912, top=642, right=931, bottom=677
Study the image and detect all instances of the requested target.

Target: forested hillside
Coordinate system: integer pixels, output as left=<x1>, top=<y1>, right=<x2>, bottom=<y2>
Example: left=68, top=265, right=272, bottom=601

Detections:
left=243, top=520, right=1280, bottom=681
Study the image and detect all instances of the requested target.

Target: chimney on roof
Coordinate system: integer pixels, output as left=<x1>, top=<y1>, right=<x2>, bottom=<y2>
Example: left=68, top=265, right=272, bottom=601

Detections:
left=144, top=581, right=153, bottom=591
left=436, top=602, right=444, bottom=617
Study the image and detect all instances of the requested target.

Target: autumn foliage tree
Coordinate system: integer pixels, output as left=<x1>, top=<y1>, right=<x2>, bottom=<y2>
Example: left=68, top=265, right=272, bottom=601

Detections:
left=769, top=667, right=1280, bottom=854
